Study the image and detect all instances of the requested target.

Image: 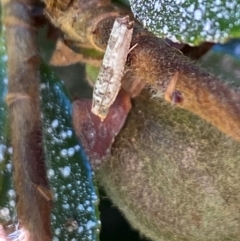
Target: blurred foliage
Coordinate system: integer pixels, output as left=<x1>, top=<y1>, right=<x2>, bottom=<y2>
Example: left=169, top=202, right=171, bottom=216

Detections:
left=213, top=39, right=240, bottom=60
left=201, top=44, right=240, bottom=87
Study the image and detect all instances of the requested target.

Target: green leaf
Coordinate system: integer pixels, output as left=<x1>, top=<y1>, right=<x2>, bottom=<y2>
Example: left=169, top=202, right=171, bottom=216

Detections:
left=40, top=65, right=100, bottom=241
left=129, top=0, right=240, bottom=45
left=0, top=29, right=15, bottom=224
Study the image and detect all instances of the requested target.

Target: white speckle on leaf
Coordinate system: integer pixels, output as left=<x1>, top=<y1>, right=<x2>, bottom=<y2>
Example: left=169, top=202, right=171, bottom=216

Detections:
left=60, top=166, right=71, bottom=177
left=40, top=83, right=46, bottom=89
left=87, top=206, right=93, bottom=212
left=203, top=19, right=212, bottom=31
left=0, top=207, right=10, bottom=218
left=179, top=22, right=187, bottom=32
left=55, top=228, right=61, bottom=235
left=60, top=149, right=68, bottom=157
left=74, top=145, right=80, bottom=151
left=88, top=234, right=92, bottom=240
left=0, top=144, right=6, bottom=162
left=78, top=226, right=84, bottom=233
left=142, top=19, right=147, bottom=27
left=194, top=9, right=202, bottom=20
left=190, top=36, right=195, bottom=41
left=187, top=4, right=194, bottom=13
left=217, top=12, right=223, bottom=18
left=51, top=119, right=59, bottom=129
left=3, top=77, right=8, bottom=84
left=60, top=131, right=67, bottom=139
left=2, top=55, right=8, bottom=62
left=47, top=127, right=52, bottom=133
left=48, top=169, right=55, bottom=177
left=78, top=204, right=85, bottom=211
left=6, top=163, right=12, bottom=172
left=86, top=220, right=96, bottom=230
left=62, top=203, right=70, bottom=209
left=9, top=200, right=15, bottom=207
left=53, top=237, right=59, bottom=241
left=7, top=147, right=13, bottom=154
left=163, top=25, right=168, bottom=34
left=226, top=1, right=236, bottom=8
left=68, top=147, right=75, bottom=157
left=8, top=189, right=15, bottom=198
left=91, top=193, right=98, bottom=201
left=54, top=192, right=58, bottom=200
left=154, top=1, right=161, bottom=11
left=67, top=130, right=73, bottom=137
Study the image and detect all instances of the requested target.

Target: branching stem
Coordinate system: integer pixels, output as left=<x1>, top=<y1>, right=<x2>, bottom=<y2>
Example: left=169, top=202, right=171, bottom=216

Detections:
left=43, top=0, right=240, bottom=141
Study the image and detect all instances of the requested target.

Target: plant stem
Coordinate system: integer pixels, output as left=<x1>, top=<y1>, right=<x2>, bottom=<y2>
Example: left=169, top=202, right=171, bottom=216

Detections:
left=3, top=0, right=52, bottom=240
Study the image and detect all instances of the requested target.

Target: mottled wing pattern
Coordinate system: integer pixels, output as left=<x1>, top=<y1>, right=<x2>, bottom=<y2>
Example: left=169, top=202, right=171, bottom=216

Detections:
left=91, top=16, right=134, bottom=121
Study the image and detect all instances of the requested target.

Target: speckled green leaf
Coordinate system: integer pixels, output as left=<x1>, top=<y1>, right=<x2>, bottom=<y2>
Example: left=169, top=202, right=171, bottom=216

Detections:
left=40, top=65, right=100, bottom=241
left=129, top=0, right=240, bottom=45
left=0, top=30, right=16, bottom=224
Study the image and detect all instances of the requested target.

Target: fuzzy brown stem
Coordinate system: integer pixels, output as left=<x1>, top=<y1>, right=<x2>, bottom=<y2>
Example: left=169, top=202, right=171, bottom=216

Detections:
left=128, top=36, right=240, bottom=142
left=3, top=0, right=52, bottom=240
left=175, top=68, right=240, bottom=142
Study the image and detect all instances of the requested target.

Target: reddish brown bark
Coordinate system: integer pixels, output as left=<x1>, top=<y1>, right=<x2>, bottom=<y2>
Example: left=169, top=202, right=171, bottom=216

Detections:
left=3, top=0, right=52, bottom=240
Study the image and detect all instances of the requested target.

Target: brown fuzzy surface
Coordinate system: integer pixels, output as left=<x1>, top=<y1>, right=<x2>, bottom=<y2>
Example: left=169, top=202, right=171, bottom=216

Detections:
left=128, top=36, right=240, bottom=142
left=97, top=90, right=240, bottom=241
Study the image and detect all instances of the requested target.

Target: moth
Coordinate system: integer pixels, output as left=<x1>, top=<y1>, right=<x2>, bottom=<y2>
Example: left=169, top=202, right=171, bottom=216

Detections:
left=91, top=15, right=134, bottom=121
